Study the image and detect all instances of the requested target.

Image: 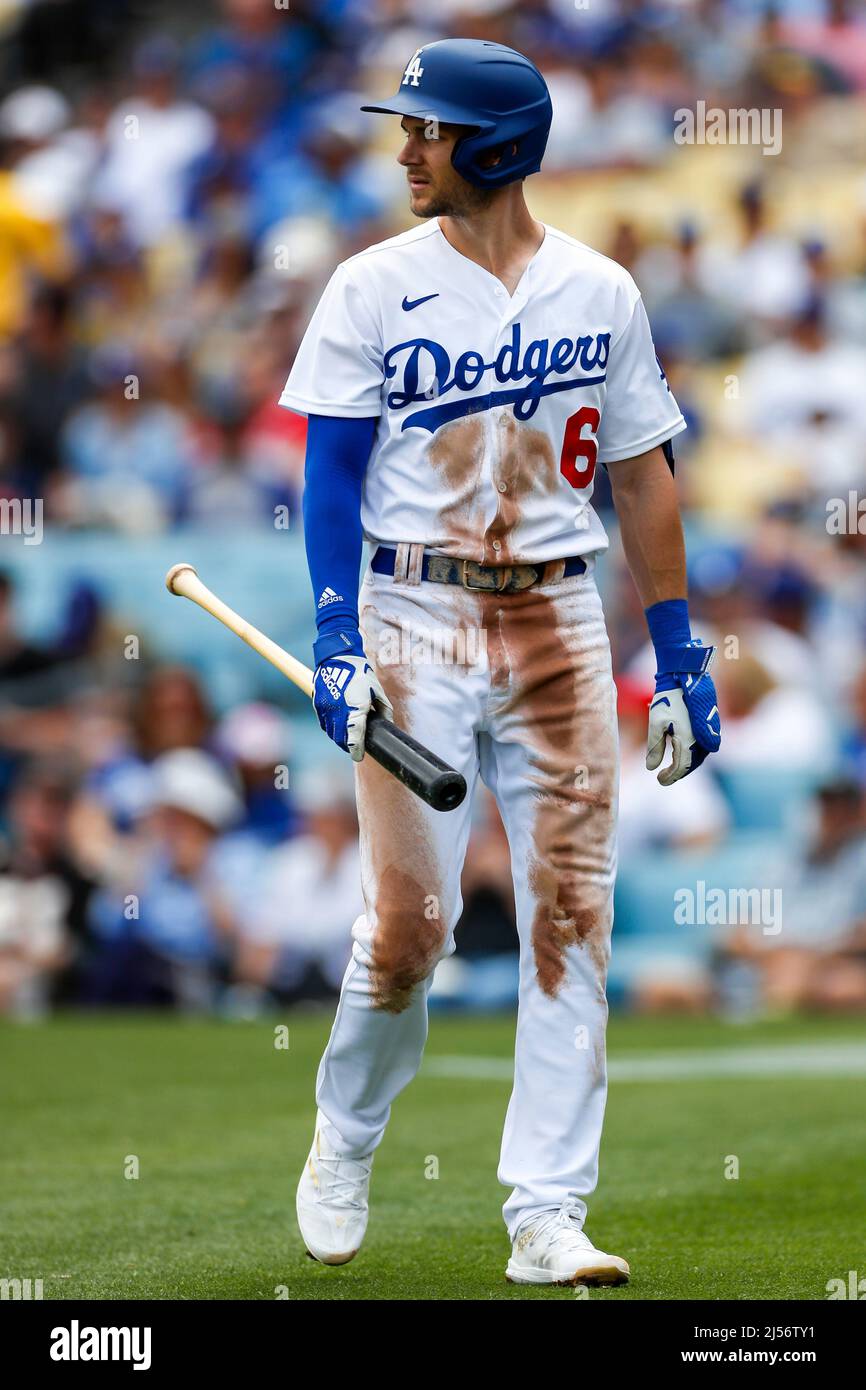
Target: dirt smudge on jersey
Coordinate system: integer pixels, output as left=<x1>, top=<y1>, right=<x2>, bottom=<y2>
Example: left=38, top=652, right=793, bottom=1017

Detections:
left=426, top=410, right=560, bottom=562
left=480, top=579, right=617, bottom=1000
left=357, top=597, right=448, bottom=1014
left=427, top=414, right=487, bottom=556
left=483, top=413, right=559, bottom=564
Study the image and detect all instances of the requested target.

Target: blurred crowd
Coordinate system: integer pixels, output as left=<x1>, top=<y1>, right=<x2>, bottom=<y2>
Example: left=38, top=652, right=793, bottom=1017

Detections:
left=1, top=0, right=866, bottom=1019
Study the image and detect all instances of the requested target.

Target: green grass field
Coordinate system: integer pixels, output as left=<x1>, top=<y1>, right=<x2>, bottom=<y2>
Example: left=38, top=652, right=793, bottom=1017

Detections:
left=2, top=1011, right=865, bottom=1301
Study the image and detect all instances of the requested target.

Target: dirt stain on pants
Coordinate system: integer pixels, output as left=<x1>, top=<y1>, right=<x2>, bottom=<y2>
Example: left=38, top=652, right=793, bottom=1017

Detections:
left=355, top=623, right=449, bottom=1015
left=480, top=579, right=618, bottom=1000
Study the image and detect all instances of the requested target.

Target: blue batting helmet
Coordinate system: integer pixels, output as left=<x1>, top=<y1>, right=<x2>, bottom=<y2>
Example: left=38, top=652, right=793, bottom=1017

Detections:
left=360, top=38, right=553, bottom=190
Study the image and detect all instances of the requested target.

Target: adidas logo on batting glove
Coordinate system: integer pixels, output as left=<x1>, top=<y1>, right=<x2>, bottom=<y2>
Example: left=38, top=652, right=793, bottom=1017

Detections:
left=312, top=652, right=393, bottom=762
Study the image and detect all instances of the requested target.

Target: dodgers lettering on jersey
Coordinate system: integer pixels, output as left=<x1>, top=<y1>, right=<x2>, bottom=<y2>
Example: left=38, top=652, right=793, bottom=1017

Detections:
left=383, top=322, right=610, bottom=432
left=280, top=220, right=686, bottom=565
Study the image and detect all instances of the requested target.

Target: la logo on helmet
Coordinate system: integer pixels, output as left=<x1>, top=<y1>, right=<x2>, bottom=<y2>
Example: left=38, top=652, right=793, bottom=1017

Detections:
left=402, top=49, right=424, bottom=87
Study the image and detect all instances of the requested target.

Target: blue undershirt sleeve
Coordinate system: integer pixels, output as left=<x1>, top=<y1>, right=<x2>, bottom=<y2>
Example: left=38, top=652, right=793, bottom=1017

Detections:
left=302, top=413, right=377, bottom=652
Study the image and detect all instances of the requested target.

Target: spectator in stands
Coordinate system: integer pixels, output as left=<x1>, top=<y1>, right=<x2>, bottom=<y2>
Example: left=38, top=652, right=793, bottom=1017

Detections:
left=0, top=84, right=102, bottom=224
left=714, top=649, right=836, bottom=773
left=184, top=68, right=263, bottom=238
left=779, top=0, right=866, bottom=94
left=0, top=88, right=69, bottom=336
left=672, top=544, right=819, bottom=694
left=0, top=574, right=135, bottom=793
left=736, top=295, right=866, bottom=498
left=215, top=701, right=299, bottom=846
left=0, top=764, right=90, bottom=1016
left=249, top=94, right=396, bottom=245
left=827, top=182, right=866, bottom=345
left=133, top=668, right=213, bottom=762
left=716, top=778, right=866, bottom=1012
left=66, top=205, right=145, bottom=350
left=843, top=664, right=866, bottom=788
left=552, top=50, right=670, bottom=168
left=68, top=665, right=215, bottom=860
left=637, top=221, right=742, bottom=361
left=700, top=182, right=810, bottom=333
left=187, top=399, right=296, bottom=529
left=59, top=346, right=192, bottom=529
left=232, top=765, right=360, bottom=1006
left=92, top=37, right=215, bottom=249
left=188, top=0, right=333, bottom=131
left=3, top=280, right=90, bottom=495
left=83, top=749, right=244, bottom=1009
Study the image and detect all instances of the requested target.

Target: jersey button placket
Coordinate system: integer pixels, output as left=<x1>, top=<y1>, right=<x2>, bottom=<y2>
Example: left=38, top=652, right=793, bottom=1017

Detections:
left=489, top=281, right=521, bottom=559
left=497, top=279, right=526, bottom=330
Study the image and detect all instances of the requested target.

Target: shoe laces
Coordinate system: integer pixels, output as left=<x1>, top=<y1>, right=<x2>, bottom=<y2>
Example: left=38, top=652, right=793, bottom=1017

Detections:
left=314, top=1151, right=372, bottom=1209
left=532, top=1196, right=593, bottom=1250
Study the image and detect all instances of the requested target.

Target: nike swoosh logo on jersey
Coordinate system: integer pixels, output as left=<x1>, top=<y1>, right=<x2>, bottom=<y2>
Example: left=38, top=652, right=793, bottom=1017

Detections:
left=402, top=293, right=439, bottom=312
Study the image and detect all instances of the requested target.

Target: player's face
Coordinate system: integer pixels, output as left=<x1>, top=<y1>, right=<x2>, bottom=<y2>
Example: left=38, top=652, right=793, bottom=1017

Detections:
left=397, top=117, right=494, bottom=218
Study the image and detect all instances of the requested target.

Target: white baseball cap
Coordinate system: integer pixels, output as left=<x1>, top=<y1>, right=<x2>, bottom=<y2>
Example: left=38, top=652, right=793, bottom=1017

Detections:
left=293, top=761, right=357, bottom=816
left=215, top=702, right=291, bottom=767
left=150, top=749, right=243, bottom=831
left=0, top=86, right=70, bottom=142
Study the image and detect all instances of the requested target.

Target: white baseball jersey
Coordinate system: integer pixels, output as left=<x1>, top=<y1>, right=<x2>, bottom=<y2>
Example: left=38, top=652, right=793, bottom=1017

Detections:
left=280, top=218, right=685, bottom=565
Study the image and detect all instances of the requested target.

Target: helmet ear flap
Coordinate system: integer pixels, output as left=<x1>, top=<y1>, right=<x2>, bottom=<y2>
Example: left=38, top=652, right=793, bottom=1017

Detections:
left=450, top=128, right=502, bottom=185
left=476, top=140, right=515, bottom=172
left=450, top=127, right=472, bottom=176
left=452, top=133, right=523, bottom=186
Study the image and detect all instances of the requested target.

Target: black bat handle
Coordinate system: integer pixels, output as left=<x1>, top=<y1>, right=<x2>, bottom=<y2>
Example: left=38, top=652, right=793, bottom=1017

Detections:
left=364, top=710, right=467, bottom=812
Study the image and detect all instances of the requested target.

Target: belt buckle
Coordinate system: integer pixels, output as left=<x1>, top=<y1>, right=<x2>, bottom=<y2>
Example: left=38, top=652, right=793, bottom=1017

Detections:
left=461, top=559, right=511, bottom=592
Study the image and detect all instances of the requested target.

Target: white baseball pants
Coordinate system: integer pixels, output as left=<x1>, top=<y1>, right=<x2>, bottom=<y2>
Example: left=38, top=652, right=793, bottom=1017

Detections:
left=314, top=553, right=619, bottom=1239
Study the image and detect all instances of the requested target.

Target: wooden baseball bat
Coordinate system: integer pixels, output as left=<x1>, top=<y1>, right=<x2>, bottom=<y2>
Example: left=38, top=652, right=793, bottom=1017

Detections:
left=165, top=564, right=467, bottom=813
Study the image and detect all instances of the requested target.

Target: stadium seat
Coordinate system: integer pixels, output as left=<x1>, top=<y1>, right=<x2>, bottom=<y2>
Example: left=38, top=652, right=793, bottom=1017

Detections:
left=715, top=767, right=822, bottom=832
left=609, top=833, right=788, bottom=1003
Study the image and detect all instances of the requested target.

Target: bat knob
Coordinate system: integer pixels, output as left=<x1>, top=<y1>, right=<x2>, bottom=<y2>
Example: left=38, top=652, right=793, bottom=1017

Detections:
left=165, top=562, right=198, bottom=595
left=430, top=771, right=467, bottom=812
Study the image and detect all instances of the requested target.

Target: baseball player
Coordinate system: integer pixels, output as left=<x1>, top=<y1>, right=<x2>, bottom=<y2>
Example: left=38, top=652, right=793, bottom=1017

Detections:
left=280, top=38, right=721, bottom=1287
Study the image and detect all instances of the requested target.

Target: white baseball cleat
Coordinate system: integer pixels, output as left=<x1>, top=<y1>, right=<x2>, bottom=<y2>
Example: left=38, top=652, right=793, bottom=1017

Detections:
left=506, top=1198, right=629, bottom=1287
left=296, top=1119, right=374, bottom=1266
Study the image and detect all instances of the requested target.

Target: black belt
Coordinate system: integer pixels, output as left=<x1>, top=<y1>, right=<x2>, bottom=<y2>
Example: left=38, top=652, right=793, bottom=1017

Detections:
left=371, top=547, right=587, bottom=594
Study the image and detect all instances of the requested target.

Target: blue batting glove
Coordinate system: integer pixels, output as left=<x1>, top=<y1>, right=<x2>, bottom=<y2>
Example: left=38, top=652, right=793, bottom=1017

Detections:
left=311, top=629, right=393, bottom=762
left=645, top=600, right=721, bottom=785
